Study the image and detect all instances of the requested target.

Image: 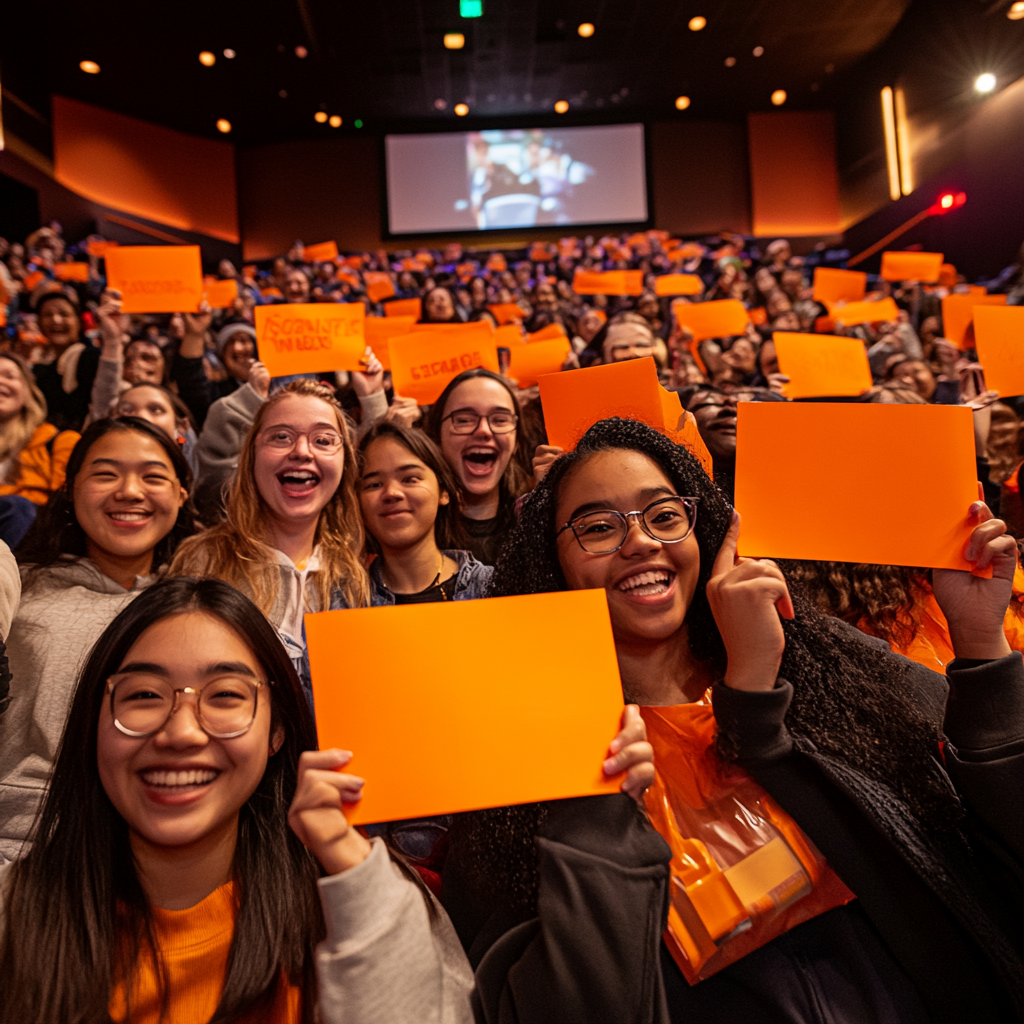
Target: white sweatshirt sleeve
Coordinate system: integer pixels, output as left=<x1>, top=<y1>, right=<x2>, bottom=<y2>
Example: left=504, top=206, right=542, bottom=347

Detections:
left=316, top=838, right=475, bottom=1024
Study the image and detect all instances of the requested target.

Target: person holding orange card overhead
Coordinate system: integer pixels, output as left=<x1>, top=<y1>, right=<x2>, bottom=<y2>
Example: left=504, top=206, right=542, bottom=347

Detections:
left=489, top=416, right=1024, bottom=1022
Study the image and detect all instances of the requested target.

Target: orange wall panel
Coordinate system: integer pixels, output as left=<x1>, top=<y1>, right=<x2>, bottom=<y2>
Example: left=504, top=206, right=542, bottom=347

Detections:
left=52, top=96, right=238, bottom=243
left=747, top=112, right=842, bottom=237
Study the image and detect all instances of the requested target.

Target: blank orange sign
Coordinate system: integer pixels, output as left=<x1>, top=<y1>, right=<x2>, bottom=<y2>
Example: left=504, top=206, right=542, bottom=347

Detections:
left=974, top=306, right=1024, bottom=398
left=365, top=315, right=417, bottom=370
left=527, top=322, right=568, bottom=343
left=303, top=240, right=339, bottom=262
left=305, top=589, right=624, bottom=824
left=655, top=274, right=703, bottom=297
left=54, top=262, right=90, bottom=282
left=880, top=251, right=944, bottom=283
left=942, top=293, right=1007, bottom=350
left=488, top=302, right=525, bottom=325
left=365, top=272, right=397, bottom=303
left=389, top=328, right=500, bottom=405
left=254, top=303, right=366, bottom=378
left=773, top=332, right=873, bottom=399
left=383, top=297, right=421, bottom=319
left=573, top=269, right=644, bottom=296
left=672, top=299, right=749, bottom=341
left=508, top=336, right=571, bottom=388
left=104, top=245, right=204, bottom=313
left=812, top=268, right=866, bottom=307
left=204, top=278, right=238, bottom=309
left=831, top=297, right=899, bottom=326
left=735, top=403, right=980, bottom=571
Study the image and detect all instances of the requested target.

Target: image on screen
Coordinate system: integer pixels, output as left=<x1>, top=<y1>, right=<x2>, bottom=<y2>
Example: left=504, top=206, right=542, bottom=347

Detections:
left=384, top=124, right=648, bottom=236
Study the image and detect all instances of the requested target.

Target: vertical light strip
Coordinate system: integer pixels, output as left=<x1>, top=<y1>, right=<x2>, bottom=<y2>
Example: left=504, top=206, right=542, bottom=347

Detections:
left=894, top=87, right=913, bottom=196
left=881, top=87, right=900, bottom=201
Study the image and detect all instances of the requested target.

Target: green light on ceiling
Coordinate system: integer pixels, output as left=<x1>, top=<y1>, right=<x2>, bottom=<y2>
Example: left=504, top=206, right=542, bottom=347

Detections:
left=460, top=0, right=483, bottom=17
left=354, top=119, right=363, bottom=128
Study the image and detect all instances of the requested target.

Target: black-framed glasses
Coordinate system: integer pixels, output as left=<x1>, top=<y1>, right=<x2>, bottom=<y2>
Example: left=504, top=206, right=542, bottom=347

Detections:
left=442, top=409, right=518, bottom=434
left=106, top=673, right=265, bottom=739
left=259, top=427, right=343, bottom=454
left=557, top=496, right=699, bottom=554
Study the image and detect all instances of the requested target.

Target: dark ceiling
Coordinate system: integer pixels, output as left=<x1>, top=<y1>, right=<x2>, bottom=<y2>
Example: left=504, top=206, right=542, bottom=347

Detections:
left=2, top=0, right=922, bottom=147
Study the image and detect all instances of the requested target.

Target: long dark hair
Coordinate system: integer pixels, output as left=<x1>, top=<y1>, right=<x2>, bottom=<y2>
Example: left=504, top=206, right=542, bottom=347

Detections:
left=0, top=577, right=323, bottom=1024
left=357, top=421, right=469, bottom=551
left=16, top=417, right=197, bottom=580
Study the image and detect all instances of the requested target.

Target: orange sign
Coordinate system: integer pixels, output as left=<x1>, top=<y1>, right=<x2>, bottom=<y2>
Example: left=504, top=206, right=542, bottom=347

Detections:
left=812, top=268, right=866, bottom=307
left=364, top=272, right=397, bottom=304
left=494, top=324, right=525, bottom=348
left=53, top=262, right=89, bottom=282
left=305, top=589, right=624, bottom=824
left=302, top=240, right=339, bottom=263
left=383, top=297, right=421, bottom=319
left=941, top=293, right=1008, bottom=350
left=672, top=299, right=749, bottom=342
left=365, top=315, right=417, bottom=371
left=973, top=306, right=1024, bottom=398
left=572, top=269, right=644, bottom=296
left=86, top=239, right=119, bottom=257
left=254, top=303, right=366, bottom=378
left=830, top=297, right=900, bottom=326
left=508, top=337, right=571, bottom=388
left=655, top=274, right=703, bottom=297
left=538, top=357, right=713, bottom=478
left=735, top=403, right=981, bottom=571
left=773, top=332, right=873, bottom=399
left=342, top=255, right=364, bottom=270
left=488, top=302, right=525, bottom=325
left=880, top=251, right=944, bottom=283
left=486, top=254, right=508, bottom=272
left=103, top=245, right=204, bottom=313
left=203, top=278, right=239, bottom=309
left=527, top=322, right=568, bottom=343
left=388, top=327, right=500, bottom=405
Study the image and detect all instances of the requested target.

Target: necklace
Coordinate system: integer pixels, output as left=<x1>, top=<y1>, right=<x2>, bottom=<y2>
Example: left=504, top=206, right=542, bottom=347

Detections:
left=387, top=554, right=449, bottom=598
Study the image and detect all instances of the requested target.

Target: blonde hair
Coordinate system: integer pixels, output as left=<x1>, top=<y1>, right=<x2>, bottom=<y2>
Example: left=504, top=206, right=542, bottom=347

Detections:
left=0, top=354, right=47, bottom=471
left=170, top=379, right=370, bottom=611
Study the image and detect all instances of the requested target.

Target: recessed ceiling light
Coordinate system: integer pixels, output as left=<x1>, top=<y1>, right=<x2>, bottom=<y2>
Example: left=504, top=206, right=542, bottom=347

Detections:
left=278, top=89, right=288, bottom=98
left=329, top=115, right=342, bottom=127
left=314, top=111, right=328, bottom=123
left=724, top=56, right=736, bottom=67
left=578, top=22, right=595, bottom=37
left=675, top=95, right=691, bottom=110
left=975, top=73, right=996, bottom=92
left=295, top=45, right=308, bottom=58
left=688, top=16, right=706, bottom=31
left=354, top=119, right=364, bottom=128
left=1009, top=2, right=1024, bottom=18
left=223, top=48, right=236, bottom=59
left=753, top=46, right=764, bottom=57
left=771, top=89, right=787, bottom=105
left=454, top=103, right=469, bottom=116
left=216, top=119, right=232, bottom=133
left=554, top=100, right=569, bottom=113
left=79, top=60, right=100, bottom=74
left=199, top=51, right=216, bottom=67
left=444, top=33, right=465, bottom=49
left=434, top=98, right=447, bottom=110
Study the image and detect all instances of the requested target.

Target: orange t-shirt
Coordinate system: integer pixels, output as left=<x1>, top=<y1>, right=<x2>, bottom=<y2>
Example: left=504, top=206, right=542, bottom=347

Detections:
left=109, top=881, right=301, bottom=1023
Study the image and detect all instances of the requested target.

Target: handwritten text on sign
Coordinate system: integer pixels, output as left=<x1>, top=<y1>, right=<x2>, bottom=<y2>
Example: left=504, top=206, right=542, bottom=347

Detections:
left=103, top=245, right=204, bottom=314
left=254, top=303, right=366, bottom=378
left=389, top=330, right=500, bottom=405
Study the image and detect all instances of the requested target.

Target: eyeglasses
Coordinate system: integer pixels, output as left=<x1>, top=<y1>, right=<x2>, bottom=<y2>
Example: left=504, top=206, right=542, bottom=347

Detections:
left=557, top=496, right=699, bottom=554
left=259, top=427, right=343, bottom=454
left=442, top=409, right=518, bottom=434
left=106, top=673, right=265, bottom=739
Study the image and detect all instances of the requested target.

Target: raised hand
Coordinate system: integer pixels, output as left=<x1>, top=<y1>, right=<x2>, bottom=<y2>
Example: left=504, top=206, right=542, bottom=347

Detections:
left=604, top=704, right=655, bottom=802
left=247, top=361, right=271, bottom=399
left=384, top=394, right=423, bottom=427
left=351, top=346, right=384, bottom=396
left=532, top=444, right=564, bottom=484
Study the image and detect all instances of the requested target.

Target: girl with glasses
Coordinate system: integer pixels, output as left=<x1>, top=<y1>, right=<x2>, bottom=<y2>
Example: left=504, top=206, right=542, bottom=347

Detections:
left=170, top=381, right=370, bottom=700
left=485, top=416, right=1024, bottom=1023
left=0, top=418, right=196, bottom=861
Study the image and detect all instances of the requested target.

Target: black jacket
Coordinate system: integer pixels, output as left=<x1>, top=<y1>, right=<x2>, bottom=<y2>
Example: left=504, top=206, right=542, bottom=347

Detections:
left=32, top=344, right=101, bottom=433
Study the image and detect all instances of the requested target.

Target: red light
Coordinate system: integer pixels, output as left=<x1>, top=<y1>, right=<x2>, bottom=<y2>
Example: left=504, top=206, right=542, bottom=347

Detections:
left=931, top=191, right=966, bottom=215
left=940, top=193, right=954, bottom=209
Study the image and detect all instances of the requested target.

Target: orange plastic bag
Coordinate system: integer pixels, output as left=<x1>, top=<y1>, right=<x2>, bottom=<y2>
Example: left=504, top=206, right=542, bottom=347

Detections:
left=641, top=699, right=855, bottom=984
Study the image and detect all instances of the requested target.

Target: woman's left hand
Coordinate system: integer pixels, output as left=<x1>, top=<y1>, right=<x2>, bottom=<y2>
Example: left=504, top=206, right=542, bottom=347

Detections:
left=933, top=501, right=1015, bottom=660
left=352, top=346, right=384, bottom=396
left=604, top=704, right=654, bottom=803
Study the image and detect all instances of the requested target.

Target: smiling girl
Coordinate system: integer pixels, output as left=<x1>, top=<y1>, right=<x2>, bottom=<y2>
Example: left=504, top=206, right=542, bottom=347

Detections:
left=113, top=382, right=200, bottom=477
left=0, top=417, right=195, bottom=860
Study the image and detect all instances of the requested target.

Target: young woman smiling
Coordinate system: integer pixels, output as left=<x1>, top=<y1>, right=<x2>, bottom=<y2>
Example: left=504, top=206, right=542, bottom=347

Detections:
left=358, top=423, right=491, bottom=605
left=0, top=417, right=195, bottom=861
left=425, top=369, right=532, bottom=567
left=0, top=577, right=476, bottom=1023
left=488, top=417, right=1024, bottom=1023
left=113, top=383, right=200, bottom=478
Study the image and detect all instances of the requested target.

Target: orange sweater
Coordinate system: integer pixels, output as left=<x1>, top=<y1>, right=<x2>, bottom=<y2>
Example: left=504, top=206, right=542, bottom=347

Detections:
left=0, top=422, right=79, bottom=505
left=108, top=882, right=301, bottom=1024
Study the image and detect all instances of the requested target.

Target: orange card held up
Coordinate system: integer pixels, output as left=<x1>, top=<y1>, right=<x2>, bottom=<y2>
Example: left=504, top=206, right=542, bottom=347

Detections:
left=488, top=302, right=525, bottom=325
left=527, top=322, right=568, bottom=342
left=54, top=262, right=90, bottom=282
left=302, top=240, right=339, bottom=263
left=389, top=328, right=500, bottom=405
left=735, top=403, right=982, bottom=571
left=974, top=306, right=1024, bottom=398
left=773, top=332, right=873, bottom=399
left=831, top=297, right=900, bottom=326
left=880, top=251, right=944, bottom=283
left=942, top=293, right=1007, bottom=350
left=364, top=272, right=397, bottom=303
left=365, top=315, right=417, bottom=370
left=572, top=269, right=644, bottom=296
left=254, top=303, right=366, bottom=378
left=508, top=336, right=571, bottom=388
left=103, top=245, right=204, bottom=313
left=384, top=297, right=421, bottom=319
left=655, top=274, right=703, bottom=297
left=672, top=298, right=749, bottom=341
left=306, top=589, right=623, bottom=824
left=812, top=268, right=866, bottom=307
left=539, top=356, right=713, bottom=478
left=204, top=278, right=239, bottom=309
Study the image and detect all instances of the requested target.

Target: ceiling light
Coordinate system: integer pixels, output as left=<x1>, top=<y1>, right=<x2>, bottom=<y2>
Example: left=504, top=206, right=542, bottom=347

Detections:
left=314, top=111, right=328, bottom=123
left=771, top=89, right=787, bottom=105
left=675, top=95, right=691, bottom=110
left=753, top=46, right=764, bottom=57
left=724, top=57, right=736, bottom=67
left=975, top=73, right=996, bottom=93
left=1009, top=2, right=1024, bottom=19
left=223, top=48, right=236, bottom=59
left=216, top=119, right=232, bottom=133
left=354, top=119, right=364, bottom=127
left=199, top=51, right=216, bottom=67
left=79, top=60, right=100, bottom=74
left=460, top=0, right=483, bottom=16
left=554, top=100, right=569, bottom=113
left=444, top=33, right=465, bottom=49
left=578, top=22, right=595, bottom=37
left=688, top=16, right=706, bottom=31
left=329, top=115, right=342, bottom=127
left=434, top=98, right=447, bottom=110
left=295, top=46, right=308, bottom=58
left=940, top=193, right=954, bottom=210
left=454, top=103, right=469, bottom=116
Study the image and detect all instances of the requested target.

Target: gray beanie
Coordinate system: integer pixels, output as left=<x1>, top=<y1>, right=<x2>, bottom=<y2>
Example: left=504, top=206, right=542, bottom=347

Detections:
left=215, top=322, right=257, bottom=361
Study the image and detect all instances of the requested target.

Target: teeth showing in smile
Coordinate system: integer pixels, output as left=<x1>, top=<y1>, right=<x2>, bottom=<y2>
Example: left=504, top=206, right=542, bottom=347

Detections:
left=464, top=449, right=497, bottom=465
left=141, top=769, right=219, bottom=788
left=618, top=569, right=673, bottom=596
left=280, top=471, right=319, bottom=485
left=109, top=511, right=150, bottom=521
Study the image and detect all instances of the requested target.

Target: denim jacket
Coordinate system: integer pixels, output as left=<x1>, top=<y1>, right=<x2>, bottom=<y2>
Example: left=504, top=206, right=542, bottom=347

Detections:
left=369, top=549, right=493, bottom=606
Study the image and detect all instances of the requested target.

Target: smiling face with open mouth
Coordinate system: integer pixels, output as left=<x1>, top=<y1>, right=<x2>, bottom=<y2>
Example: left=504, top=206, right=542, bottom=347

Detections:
left=0, top=356, right=29, bottom=423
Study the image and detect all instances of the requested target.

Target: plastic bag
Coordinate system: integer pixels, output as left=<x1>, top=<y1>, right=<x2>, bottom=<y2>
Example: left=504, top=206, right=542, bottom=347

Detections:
left=641, top=698, right=855, bottom=984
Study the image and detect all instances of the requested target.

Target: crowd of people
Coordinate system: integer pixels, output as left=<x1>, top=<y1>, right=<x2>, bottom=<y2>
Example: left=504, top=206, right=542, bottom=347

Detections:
left=0, top=218, right=1023, bottom=1022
